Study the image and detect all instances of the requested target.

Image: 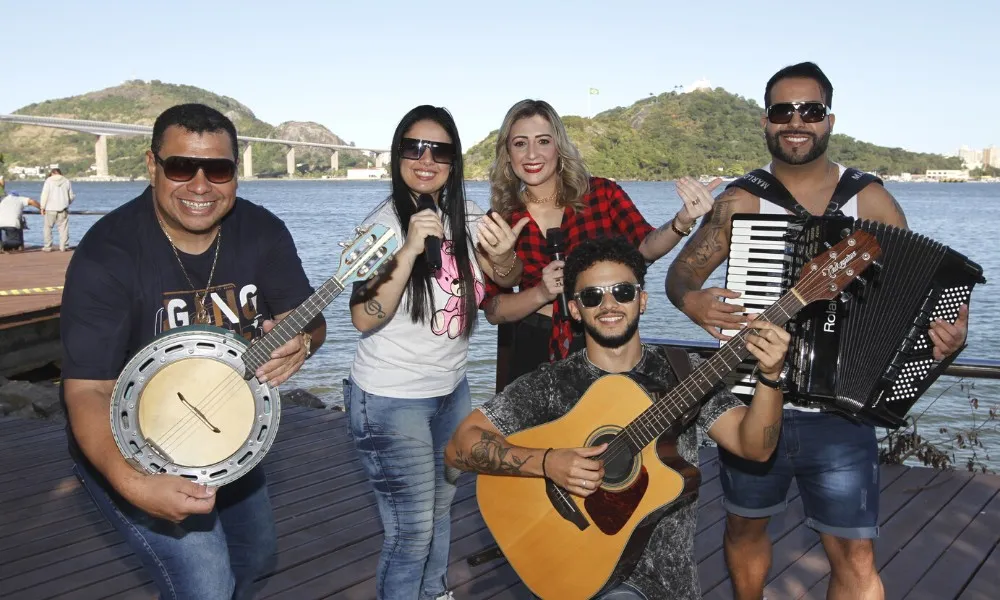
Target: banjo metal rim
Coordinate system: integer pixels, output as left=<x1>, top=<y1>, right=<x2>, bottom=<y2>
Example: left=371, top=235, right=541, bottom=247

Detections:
left=110, top=326, right=280, bottom=487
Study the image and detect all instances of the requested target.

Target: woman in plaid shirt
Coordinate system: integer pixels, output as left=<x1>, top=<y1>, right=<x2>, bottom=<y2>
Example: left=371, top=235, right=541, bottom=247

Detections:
left=482, top=99, right=717, bottom=387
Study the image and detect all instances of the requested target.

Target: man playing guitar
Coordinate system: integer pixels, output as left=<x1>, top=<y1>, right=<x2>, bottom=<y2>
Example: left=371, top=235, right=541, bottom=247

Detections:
left=446, top=236, right=791, bottom=599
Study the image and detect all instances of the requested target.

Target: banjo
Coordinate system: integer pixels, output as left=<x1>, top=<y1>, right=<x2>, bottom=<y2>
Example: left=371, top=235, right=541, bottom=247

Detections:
left=110, top=223, right=398, bottom=486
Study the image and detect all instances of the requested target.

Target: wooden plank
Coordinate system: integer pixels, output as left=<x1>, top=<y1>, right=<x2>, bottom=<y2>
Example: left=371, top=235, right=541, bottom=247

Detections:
left=4, top=407, right=1000, bottom=600
left=907, top=492, right=1000, bottom=600
left=958, top=544, right=1000, bottom=600
left=0, top=249, right=73, bottom=320
left=772, top=468, right=971, bottom=600
left=875, top=473, right=1000, bottom=599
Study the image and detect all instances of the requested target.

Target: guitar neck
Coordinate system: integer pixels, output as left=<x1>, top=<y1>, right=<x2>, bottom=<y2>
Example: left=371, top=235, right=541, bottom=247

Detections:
left=621, top=289, right=806, bottom=452
left=242, top=277, right=346, bottom=372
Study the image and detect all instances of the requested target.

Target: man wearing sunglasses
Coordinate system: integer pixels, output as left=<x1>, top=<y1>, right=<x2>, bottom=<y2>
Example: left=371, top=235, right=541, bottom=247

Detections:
left=58, top=103, right=326, bottom=600
left=665, top=62, right=969, bottom=600
left=446, top=236, right=791, bottom=599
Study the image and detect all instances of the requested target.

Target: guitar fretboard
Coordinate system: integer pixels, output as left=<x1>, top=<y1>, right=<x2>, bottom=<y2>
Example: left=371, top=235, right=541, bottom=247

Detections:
left=613, top=291, right=804, bottom=455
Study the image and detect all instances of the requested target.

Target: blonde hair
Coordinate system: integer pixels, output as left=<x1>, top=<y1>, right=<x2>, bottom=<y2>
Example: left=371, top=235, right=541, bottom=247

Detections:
left=489, top=99, right=590, bottom=219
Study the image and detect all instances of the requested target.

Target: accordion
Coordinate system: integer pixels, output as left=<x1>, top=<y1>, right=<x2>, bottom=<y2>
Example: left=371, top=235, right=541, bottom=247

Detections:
left=722, top=214, right=986, bottom=429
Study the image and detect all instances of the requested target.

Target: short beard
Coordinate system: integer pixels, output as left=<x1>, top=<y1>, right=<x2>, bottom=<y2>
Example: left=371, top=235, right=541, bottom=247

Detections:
left=766, top=127, right=831, bottom=165
left=582, top=313, right=641, bottom=349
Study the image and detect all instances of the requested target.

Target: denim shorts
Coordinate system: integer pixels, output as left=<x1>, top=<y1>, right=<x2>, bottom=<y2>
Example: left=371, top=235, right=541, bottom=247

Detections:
left=719, top=409, right=880, bottom=539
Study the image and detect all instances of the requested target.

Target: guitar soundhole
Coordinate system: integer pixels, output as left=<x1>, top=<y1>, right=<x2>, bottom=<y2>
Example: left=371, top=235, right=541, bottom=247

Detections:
left=593, top=432, right=635, bottom=486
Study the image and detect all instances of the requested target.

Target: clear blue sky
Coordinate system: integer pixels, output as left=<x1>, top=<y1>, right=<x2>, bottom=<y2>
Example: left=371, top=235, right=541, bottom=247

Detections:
left=5, top=0, right=996, bottom=156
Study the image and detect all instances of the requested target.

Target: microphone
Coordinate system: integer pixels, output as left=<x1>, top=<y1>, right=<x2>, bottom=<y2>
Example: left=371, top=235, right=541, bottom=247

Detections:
left=416, top=194, right=442, bottom=271
left=546, top=228, right=570, bottom=319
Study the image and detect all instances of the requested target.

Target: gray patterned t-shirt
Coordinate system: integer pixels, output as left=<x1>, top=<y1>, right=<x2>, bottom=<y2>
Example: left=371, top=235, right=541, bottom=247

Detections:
left=479, top=343, right=744, bottom=599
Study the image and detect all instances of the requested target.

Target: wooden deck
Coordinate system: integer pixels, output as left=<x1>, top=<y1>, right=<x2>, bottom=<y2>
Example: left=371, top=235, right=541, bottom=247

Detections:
left=1, top=405, right=997, bottom=600
left=0, top=248, right=72, bottom=322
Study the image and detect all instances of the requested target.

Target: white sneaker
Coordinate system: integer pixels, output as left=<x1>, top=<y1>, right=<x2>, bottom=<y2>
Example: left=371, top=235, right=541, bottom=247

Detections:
left=434, top=593, right=454, bottom=600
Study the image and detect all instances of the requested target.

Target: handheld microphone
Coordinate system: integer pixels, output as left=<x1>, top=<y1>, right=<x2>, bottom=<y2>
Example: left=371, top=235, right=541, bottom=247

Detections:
left=546, top=228, right=570, bottom=319
left=416, top=194, right=442, bottom=271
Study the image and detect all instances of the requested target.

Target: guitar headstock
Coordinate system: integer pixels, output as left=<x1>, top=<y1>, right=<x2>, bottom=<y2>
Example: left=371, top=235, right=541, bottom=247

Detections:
left=335, top=223, right=399, bottom=287
left=794, top=230, right=882, bottom=304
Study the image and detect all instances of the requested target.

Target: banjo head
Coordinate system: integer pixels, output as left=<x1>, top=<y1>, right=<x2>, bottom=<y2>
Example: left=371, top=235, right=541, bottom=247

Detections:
left=110, top=326, right=279, bottom=487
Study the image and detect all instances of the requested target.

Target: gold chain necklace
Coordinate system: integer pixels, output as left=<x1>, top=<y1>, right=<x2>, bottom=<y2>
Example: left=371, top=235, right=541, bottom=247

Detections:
left=158, top=218, right=222, bottom=325
left=523, top=185, right=560, bottom=205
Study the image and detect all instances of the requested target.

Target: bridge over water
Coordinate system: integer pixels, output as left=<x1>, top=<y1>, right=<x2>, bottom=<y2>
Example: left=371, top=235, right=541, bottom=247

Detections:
left=0, top=114, right=390, bottom=178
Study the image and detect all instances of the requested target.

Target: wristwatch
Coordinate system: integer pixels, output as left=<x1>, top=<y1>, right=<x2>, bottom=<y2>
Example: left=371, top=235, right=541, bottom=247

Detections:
left=753, top=364, right=788, bottom=390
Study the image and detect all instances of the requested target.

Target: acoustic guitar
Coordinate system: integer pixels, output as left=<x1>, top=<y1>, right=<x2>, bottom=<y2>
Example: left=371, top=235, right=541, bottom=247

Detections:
left=475, top=229, right=881, bottom=599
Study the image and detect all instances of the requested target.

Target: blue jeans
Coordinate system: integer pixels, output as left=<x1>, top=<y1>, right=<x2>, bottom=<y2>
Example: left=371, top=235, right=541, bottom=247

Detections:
left=344, top=375, right=472, bottom=600
left=73, top=459, right=276, bottom=600
left=594, top=582, right=649, bottom=599
left=719, top=409, right=880, bottom=539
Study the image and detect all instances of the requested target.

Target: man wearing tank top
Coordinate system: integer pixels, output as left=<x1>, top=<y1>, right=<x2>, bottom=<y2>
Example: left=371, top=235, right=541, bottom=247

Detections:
left=665, top=62, right=969, bottom=600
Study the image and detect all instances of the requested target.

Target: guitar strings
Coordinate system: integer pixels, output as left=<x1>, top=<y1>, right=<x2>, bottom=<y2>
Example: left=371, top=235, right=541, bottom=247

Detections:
left=141, top=233, right=393, bottom=462
left=595, top=268, right=845, bottom=470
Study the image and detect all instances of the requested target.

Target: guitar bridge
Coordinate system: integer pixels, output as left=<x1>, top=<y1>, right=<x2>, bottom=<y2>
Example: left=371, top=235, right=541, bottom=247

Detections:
left=546, top=480, right=589, bottom=530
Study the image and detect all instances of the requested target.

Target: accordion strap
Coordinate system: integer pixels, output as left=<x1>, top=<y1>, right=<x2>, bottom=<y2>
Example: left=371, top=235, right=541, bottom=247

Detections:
left=727, top=167, right=884, bottom=217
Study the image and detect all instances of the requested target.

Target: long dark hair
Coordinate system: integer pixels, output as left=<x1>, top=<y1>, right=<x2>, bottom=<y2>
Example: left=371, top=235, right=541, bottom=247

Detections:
left=389, top=105, right=477, bottom=339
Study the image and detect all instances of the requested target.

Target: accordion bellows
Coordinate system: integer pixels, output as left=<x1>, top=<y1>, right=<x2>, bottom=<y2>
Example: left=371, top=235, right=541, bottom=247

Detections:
left=722, top=214, right=986, bottom=429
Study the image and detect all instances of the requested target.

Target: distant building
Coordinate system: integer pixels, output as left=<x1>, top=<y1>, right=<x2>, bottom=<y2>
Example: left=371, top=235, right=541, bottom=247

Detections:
left=983, top=145, right=1000, bottom=169
left=958, top=145, right=983, bottom=170
left=347, top=168, right=387, bottom=180
left=925, top=169, right=969, bottom=181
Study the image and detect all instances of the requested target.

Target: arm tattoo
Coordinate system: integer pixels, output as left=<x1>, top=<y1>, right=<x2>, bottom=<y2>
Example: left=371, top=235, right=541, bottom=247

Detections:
left=665, top=189, right=738, bottom=308
left=763, top=421, right=781, bottom=449
left=485, top=296, right=507, bottom=324
left=364, top=299, right=386, bottom=319
left=452, top=431, right=532, bottom=475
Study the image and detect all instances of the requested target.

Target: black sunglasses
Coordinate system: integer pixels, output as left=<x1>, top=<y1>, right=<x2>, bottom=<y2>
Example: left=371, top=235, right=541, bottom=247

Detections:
left=399, top=137, right=455, bottom=164
left=766, top=102, right=830, bottom=124
left=154, top=154, right=238, bottom=184
left=573, top=282, right=642, bottom=308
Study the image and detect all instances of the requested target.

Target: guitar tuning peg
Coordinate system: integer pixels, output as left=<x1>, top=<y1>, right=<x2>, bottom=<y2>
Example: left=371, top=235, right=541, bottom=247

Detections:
left=822, top=241, right=832, bottom=250
left=870, top=260, right=883, bottom=272
left=854, top=275, right=868, bottom=288
left=839, top=290, right=853, bottom=304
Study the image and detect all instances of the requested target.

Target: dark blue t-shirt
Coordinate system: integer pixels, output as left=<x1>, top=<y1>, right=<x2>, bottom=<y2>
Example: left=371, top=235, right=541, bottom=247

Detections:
left=60, top=186, right=314, bottom=462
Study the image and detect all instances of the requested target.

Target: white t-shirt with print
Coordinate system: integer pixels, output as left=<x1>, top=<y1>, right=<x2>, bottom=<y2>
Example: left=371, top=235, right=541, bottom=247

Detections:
left=349, top=198, right=487, bottom=398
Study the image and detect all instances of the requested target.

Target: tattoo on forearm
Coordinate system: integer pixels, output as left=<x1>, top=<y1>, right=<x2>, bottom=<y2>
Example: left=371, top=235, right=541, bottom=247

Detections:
left=486, top=296, right=507, bottom=324
left=364, top=299, right=386, bottom=319
left=763, top=421, right=781, bottom=449
left=665, top=191, right=737, bottom=308
left=453, top=431, right=531, bottom=475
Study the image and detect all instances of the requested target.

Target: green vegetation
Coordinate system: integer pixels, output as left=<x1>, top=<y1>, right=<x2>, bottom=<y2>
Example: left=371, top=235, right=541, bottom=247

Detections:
left=0, top=82, right=965, bottom=180
left=464, top=89, right=963, bottom=179
left=0, top=80, right=364, bottom=178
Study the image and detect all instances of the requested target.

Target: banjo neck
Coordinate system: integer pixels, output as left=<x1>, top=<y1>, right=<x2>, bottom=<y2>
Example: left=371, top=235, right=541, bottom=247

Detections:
left=237, top=222, right=400, bottom=379
left=240, top=277, right=345, bottom=377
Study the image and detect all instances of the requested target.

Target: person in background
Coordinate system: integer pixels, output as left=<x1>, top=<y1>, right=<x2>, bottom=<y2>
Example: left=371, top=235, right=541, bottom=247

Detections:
left=344, top=104, right=524, bottom=600
left=40, top=167, right=75, bottom=251
left=0, top=191, right=41, bottom=252
left=481, top=99, right=715, bottom=387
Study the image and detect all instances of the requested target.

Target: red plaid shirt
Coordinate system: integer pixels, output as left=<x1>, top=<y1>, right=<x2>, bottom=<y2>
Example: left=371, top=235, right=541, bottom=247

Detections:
left=483, top=177, right=654, bottom=361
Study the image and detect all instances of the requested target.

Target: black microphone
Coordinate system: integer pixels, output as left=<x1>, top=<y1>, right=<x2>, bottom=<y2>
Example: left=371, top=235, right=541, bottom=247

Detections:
left=546, top=228, right=570, bottom=319
left=416, top=194, right=442, bottom=271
